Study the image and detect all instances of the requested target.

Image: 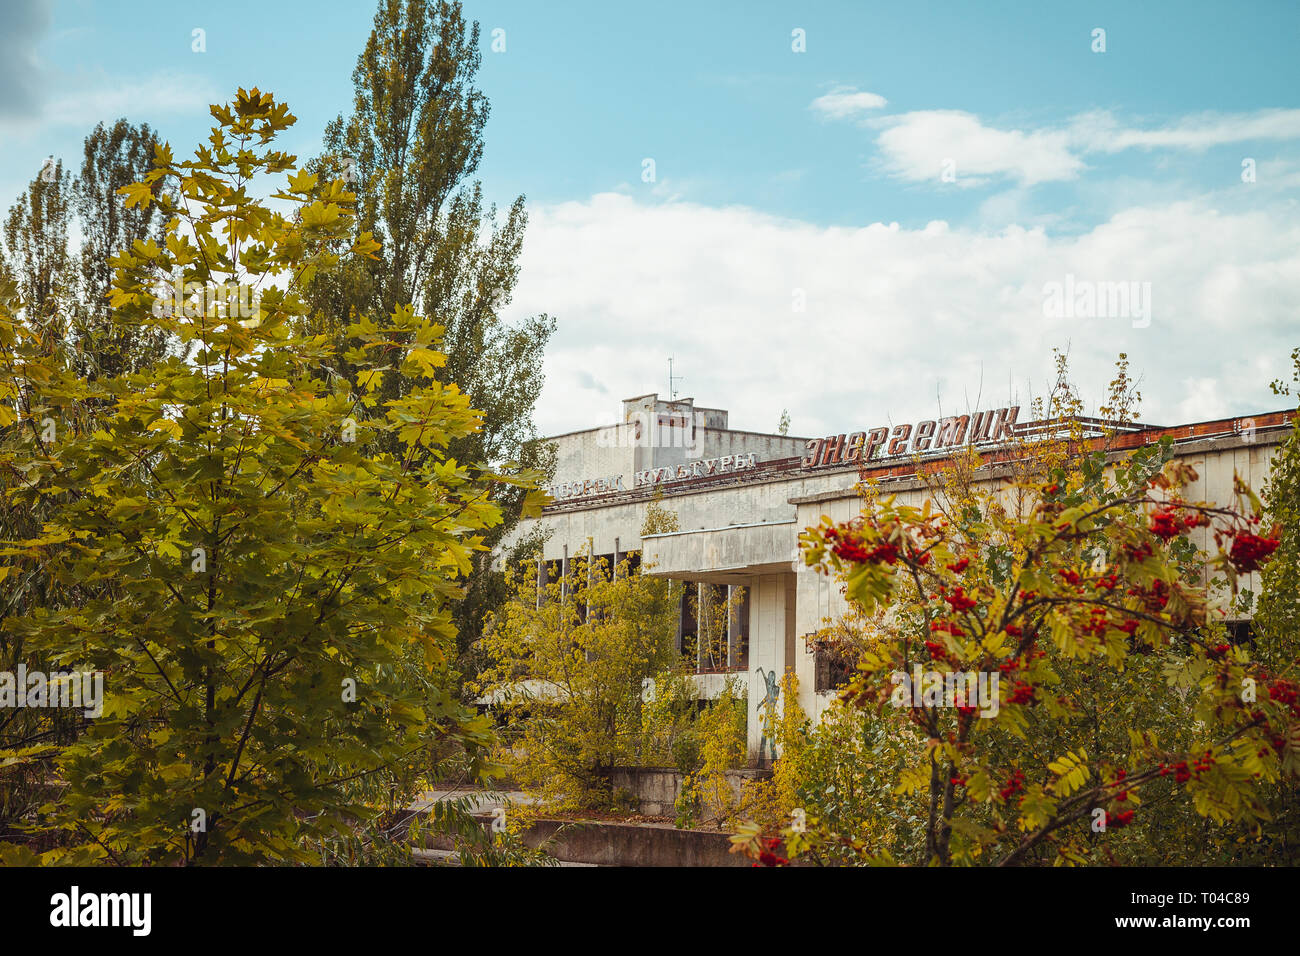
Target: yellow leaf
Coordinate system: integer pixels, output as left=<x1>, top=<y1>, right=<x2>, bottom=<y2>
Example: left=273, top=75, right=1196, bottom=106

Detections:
left=118, top=181, right=154, bottom=209
left=287, top=169, right=318, bottom=194
left=147, top=419, right=182, bottom=439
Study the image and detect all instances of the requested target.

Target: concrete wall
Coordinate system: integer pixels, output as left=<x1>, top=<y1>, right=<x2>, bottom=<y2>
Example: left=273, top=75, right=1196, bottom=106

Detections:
left=537, top=393, right=812, bottom=530
left=610, top=767, right=770, bottom=819
left=509, top=464, right=860, bottom=564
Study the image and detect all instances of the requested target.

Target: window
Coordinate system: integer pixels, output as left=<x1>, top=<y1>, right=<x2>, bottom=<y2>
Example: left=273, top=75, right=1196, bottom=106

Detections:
left=814, top=642, right=855, bottom=694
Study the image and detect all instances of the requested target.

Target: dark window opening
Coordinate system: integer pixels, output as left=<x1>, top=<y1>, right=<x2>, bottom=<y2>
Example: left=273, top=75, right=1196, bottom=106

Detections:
left=814, top=642, right=856, bottom=694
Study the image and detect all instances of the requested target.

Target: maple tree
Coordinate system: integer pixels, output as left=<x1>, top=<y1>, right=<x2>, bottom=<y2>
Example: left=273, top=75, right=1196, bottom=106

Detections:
left=0, top=88, right=543, bottom=864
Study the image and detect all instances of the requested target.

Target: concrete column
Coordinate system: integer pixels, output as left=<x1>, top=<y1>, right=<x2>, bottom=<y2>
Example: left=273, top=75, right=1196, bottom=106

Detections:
left=795, top=553, right=823, bottom=724
left=748, top=572, right=793, bottom=762
left=726, top=584, right=736, bottom=669
left=674, top=582, right=685, bottom=656
left=696, top=583, right=708, bottom=672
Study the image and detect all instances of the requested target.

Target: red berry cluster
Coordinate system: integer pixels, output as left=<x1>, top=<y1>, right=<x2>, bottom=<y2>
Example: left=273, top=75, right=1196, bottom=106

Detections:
left=865, top=542, right=901, bottom=565
left=1267, top=677, right=1300, bottom=714
left=1159, top=751, right=1216, bottom=784
left=1004, top=623, right=1023, bottom=637
left=1122, top=541, right=1154, bottom=562
left=1081, top=606, right=1111, bottom=636
left=944, top=586, right=977, bottom=612
left=930, top=620, right=965, bottom=638
left=924, top=640, right=951, bottom=662
left=826, top=529, right=871, bottom=564
left=1058, top=568, right=1081, bottom=586
left=1148, top=508, right=1183, bottom=541
left=753, top=837, right=789, bottom=867
left=1127, top=579, right=1170, bottom=611
left=1007, top=682, right=1035, bottom=705
left=1107, top=809, right=1135, bottom=829
left=947, top=557, right=970, bottom=573
left=1227, top=529, right=1280, bottom=573
left=999, top=769, right=1026, bottom=801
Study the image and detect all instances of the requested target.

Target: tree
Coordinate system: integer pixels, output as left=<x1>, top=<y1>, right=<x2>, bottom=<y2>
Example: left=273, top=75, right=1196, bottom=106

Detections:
left=0, top=88, right=542, bottom=865
left=2, top=158, right=74, bottom=331
left=736, top=363, right=1293, bottom=866
left=476, top=549, right=680, bottom=809
left=778, top=409, right=790, bottom=436
left=306, top=0, right=556, bottom=654
left=71, top=119, right=177, bottom=379
left=0, top=122, right=183, bottom=846
left=1256, top=346, right=1300, bottom=668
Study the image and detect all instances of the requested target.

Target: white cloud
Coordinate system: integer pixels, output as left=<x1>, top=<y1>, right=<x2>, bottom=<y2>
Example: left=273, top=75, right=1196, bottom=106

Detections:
left=870, top=108, right=1300, bottom=188
left=814, top=96, right=1300, bottom=188
left=45, top=73, right=218, bottom=129
left=1073, top=108, right=1300, bottom=153
left=809, top=86, right=887, bottom=120
left=873, top=110, right=1084, bottom=186
left=509, top=193, right=1300, bottom=438
left=0, top=71, right=217, bottom=139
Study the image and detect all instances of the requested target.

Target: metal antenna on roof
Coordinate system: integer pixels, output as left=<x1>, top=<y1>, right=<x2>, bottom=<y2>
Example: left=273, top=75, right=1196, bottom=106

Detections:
left=669, top=355, right=684, bottom=401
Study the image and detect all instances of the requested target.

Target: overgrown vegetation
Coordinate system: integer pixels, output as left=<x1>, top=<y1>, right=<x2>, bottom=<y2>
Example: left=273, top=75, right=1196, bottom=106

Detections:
left=734, top=356, right=1298, bottom=866
left=476, top=497, right=753, bottom=824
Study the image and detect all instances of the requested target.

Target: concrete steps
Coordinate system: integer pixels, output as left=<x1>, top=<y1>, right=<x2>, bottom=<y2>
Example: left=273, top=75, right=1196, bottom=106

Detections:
left=406, top=790, right=752, bottom=867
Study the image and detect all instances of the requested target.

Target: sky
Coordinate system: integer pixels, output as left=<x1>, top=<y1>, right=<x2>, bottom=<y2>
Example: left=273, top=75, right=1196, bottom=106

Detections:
left=2, top=0, right=1299, bottom=437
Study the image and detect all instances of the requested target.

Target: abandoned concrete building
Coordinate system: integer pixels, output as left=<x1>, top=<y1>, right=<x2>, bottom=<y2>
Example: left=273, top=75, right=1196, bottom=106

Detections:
left=496, top=392, right=1292, bottom=759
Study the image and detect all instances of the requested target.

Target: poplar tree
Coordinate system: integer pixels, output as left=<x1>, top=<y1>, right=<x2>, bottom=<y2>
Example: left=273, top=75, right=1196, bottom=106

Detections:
left=306, top=0, right=556, bottom=653
left=2, top=158, right=74, bottom=331
left=71, top=119, right=176, bottom=379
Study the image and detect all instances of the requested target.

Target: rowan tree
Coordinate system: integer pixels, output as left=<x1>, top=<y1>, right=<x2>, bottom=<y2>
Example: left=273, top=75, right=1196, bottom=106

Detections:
left=736, top=363, right=1293, bottom=866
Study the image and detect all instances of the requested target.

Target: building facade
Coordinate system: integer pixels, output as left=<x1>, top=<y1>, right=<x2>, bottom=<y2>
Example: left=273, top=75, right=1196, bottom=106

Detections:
left=500, top=395, right=1292, bottom=759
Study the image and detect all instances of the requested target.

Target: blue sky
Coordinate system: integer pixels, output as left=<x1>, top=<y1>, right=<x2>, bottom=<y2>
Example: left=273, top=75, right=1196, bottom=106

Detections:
left=3, top=0, right=1299, bottom=436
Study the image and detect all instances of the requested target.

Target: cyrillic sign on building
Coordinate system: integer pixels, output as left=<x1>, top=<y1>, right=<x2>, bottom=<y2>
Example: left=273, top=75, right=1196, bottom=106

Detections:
left=801, top=406, right=1020, bottom=468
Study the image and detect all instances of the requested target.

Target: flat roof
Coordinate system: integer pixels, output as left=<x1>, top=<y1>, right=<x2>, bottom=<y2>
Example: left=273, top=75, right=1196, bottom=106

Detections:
left=538, top=409, right=1294, bottom=514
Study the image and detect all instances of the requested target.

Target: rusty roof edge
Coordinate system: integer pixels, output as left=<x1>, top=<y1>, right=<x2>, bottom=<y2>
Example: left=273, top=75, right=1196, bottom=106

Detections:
left=535, top=411, right=1294, bottom=515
